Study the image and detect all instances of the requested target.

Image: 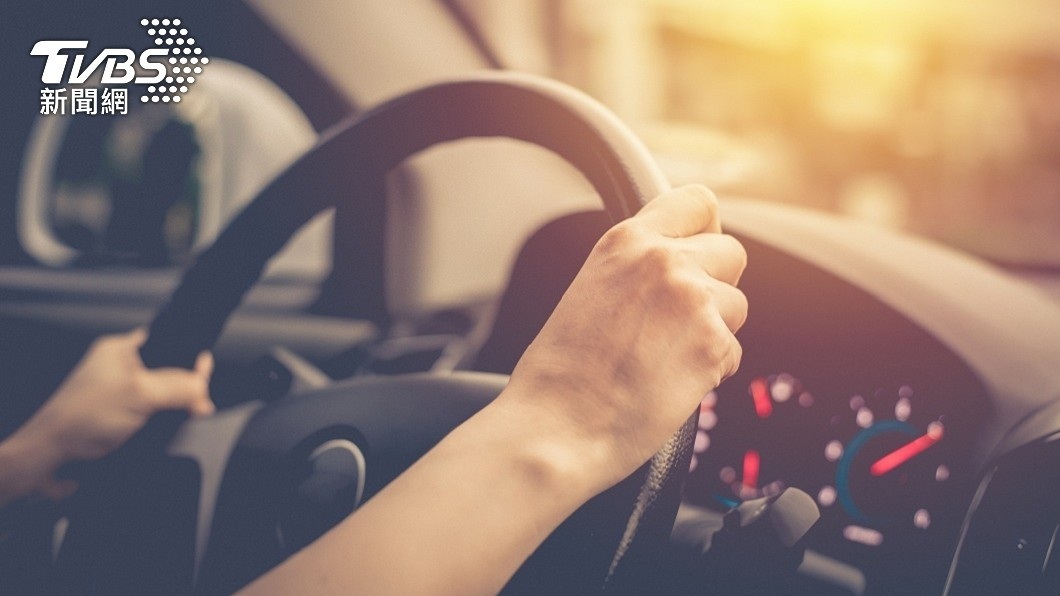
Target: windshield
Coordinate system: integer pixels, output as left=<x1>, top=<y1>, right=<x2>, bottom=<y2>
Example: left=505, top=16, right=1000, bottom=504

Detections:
left=459, top=0, right=1060, bottom=270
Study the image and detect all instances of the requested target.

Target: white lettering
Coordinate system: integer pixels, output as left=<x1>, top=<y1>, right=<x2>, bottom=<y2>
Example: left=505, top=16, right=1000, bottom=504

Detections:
left=30, top=40, right=89, bottom=84
left=136, top=49, right=168, bottom=83
left=101, top=50, right=137, bottom=84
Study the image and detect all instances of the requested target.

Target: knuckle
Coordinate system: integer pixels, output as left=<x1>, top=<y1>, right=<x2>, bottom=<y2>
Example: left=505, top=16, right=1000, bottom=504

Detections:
left=596, top=220, right=640, bottom=255
left=690, top=311, right=720, bottom=347
left=654, top=266, right=704, bottom=312
left=640, top=243, right=674, bottom=272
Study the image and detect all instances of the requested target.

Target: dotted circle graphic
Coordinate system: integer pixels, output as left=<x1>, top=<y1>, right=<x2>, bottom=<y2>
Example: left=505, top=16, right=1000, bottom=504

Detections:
left=138, top=18, right=205, bottom=104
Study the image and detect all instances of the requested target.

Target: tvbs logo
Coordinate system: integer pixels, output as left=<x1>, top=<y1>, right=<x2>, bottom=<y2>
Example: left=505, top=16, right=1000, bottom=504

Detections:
left=32, top=18, right=205, bottom=115
left=31, top=40, right=168, bottom=85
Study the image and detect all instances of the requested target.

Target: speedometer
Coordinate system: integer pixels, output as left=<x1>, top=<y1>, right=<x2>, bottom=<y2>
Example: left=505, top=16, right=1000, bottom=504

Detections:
left=687, top=374, right=958, bottom=548
left=823, top=387, right=951, bottom=544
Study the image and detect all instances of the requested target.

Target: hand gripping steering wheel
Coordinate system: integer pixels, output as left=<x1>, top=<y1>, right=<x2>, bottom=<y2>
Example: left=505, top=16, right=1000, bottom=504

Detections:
left=72, top=71, right=698, bottom=594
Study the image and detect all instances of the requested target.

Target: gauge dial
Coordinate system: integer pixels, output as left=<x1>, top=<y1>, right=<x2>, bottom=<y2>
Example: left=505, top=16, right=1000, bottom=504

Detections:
left=826, top=388, right=949, bottom=535
left=688, top=376, right=958, bottom=547
left=691, top=373, right=813, bottom=503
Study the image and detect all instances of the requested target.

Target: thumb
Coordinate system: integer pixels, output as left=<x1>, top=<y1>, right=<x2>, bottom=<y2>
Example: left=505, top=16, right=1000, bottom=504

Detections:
left=140, top=351, right=215, bottom=416
left=190, top=351, right=216, bottom=416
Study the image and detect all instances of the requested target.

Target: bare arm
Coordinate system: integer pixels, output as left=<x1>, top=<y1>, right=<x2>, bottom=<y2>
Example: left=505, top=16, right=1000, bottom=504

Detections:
left=242, top=186, right=748, bottom=595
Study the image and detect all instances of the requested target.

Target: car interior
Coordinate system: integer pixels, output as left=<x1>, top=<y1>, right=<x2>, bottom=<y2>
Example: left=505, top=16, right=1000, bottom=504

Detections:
left=2, top=1, right=1060, bottom=594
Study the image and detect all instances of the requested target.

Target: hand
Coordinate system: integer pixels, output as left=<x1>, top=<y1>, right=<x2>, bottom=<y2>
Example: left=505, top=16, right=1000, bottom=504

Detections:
left=0, top=329, right=214, bottom=504
left=504, top=185, right=747, bottom=489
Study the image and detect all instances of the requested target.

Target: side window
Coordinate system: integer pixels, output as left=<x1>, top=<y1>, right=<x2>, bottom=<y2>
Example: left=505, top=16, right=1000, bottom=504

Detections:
left=19, top=59, right=331, bottom=279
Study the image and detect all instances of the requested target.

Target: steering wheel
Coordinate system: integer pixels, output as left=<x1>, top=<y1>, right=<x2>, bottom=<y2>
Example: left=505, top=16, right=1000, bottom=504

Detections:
left=61, top=71, right=697, bottom=594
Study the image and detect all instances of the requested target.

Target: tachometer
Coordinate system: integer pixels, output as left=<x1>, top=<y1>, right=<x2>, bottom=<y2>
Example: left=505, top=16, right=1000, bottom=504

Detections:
left=691, top=373, right=815, bottom=504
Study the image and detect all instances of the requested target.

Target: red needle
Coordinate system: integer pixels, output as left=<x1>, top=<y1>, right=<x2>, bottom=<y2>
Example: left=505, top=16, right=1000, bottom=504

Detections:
left=870, top=423, right=944, bottom=477
left=750, top=378, right=773, bottom=419
left=742, top=449, right=760, bottom=490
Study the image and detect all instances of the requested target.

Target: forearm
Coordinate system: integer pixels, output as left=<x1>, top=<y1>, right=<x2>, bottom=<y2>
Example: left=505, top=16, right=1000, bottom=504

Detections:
left=242, top=187, right=746, bottom=594
left=0, top=439, right=32, bottom=508
left=241, top=385, right=612, bottom=595
left=0, top=418, right=66, bottom=508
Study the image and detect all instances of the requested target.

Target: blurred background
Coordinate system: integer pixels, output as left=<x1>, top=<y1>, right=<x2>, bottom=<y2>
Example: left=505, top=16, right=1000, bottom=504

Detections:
left=3, top=0, right=1059, bottom=303
left=456, top=0, right=1060, bottom=272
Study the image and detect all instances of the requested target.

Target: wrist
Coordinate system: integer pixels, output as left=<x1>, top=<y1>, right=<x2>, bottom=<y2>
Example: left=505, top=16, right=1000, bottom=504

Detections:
left=485, top=384, right=623, bottom=502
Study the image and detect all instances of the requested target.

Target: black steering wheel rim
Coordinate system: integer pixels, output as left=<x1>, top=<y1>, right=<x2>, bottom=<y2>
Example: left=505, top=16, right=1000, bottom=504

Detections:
left=141, top=71, right=670, bottom=369
left=131, top=70, right=692, bottom=593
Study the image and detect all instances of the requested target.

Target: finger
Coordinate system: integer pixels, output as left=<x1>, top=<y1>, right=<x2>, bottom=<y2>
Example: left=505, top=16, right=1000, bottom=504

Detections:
left=676, top=233, right=747, bottom=285
left=138, top=370, right=214, bottom=416
left=118, top=327, right=149, bottom=348
left=634, top=185, right=721, bottom=238
left=720, top=328, right=744, bottom=382
left=706, top=278, right=749, bottom=333
left=191, top=352, right=217, bottom=416
left=189, top=395, right=216, bottom=417
left=194, top=351, right=215, bottom=381
left=702, top=310, right=744, bottom=387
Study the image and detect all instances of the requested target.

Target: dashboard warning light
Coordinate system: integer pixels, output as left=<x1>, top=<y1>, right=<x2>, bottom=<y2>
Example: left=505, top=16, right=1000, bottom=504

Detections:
left=750, top=378, right=773, bottom=418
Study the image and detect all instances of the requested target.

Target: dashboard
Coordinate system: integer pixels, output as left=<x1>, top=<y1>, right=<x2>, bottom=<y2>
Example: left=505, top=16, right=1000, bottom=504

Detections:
left=675, top=199, right=1060, bottom=594
left=682, top=231, right=990, bottom=593
left=2, top=194, right=1057, bottom=594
